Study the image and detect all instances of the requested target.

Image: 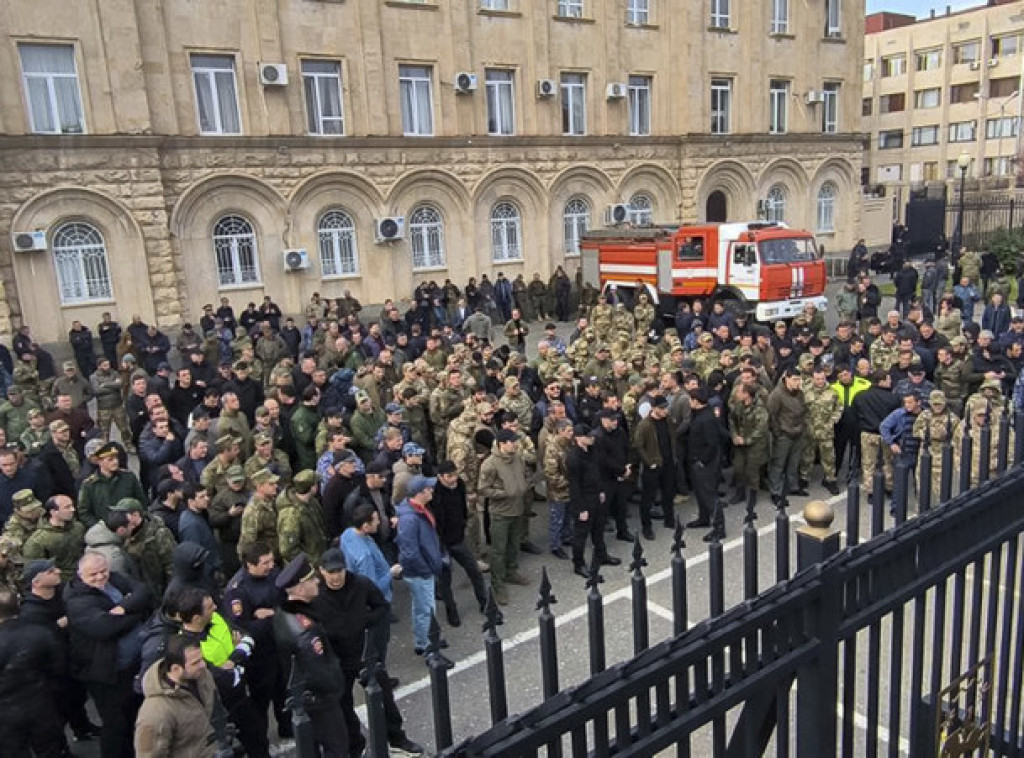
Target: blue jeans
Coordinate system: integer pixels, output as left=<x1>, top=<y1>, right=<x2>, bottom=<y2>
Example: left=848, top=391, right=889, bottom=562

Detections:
left=548, top=501, right=570, bottom=551
left=405, top=575, right=436, bottom=649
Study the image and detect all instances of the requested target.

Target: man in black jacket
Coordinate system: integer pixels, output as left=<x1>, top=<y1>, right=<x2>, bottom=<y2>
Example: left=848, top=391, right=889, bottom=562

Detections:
left=591, top=407, right=634, bottom=542
left=568, top=424, right=621, bottom=577
left=852, top=371, right=902, bottom=496
left=685, top=387, right=728, bottom=542
left=274, top=553, right=349, bottom=757
left=65, top=551, right=151, bottom=758
left=432, top=462, right=489, bottom=624
left=314, top=547, right=424, bottom=758
left=0, top=585, right=64, bottom=757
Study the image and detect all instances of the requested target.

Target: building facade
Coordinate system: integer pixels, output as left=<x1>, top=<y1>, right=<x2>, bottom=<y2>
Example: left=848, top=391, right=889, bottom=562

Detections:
left=1, top=0, right=863, bottom=343
left=862, top=2, right=1023, bottom=202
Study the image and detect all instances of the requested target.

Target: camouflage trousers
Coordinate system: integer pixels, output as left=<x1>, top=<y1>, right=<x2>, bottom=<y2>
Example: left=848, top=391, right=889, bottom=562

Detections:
left=97, top=407, right=133, bottom=449
left=466, top=498, right=489, bottom=562
left=860, top=432, right=894, bottom=495
left=732, top=445, right=767, bottom=489
left=800, top=434, right=837, bottom=483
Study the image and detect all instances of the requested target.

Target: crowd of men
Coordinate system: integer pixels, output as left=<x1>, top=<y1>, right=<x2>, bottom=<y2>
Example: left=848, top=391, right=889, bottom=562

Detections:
left=0, top=250, right=1022, bottom=756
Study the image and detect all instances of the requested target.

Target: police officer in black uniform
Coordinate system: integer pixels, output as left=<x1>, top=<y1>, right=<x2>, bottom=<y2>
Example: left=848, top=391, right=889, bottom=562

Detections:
left=222, top=541, right=292, bottom=740
left=274, top=553, right=349, bottom=757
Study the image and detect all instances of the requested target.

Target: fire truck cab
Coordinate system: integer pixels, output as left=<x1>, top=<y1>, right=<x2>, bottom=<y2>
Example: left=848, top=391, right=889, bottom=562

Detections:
left=580, top=221, right=828, bottom=322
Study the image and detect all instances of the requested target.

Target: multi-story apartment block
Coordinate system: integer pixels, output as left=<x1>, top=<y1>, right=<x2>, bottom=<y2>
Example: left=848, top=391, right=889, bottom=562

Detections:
left=1, top=0, right=863, bottom=342
left=862, top=1, right=1023, bottom=200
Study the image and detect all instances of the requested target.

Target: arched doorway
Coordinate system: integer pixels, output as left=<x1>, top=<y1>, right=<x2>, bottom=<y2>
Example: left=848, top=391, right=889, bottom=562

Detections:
left=706, top=190, right=727, bottom=222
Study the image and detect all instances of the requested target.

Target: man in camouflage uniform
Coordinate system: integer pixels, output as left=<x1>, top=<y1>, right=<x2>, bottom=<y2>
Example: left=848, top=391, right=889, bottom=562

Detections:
left=0, top=536, right=22, bottom=594
left=430, top=369, right=469, bottom=461
left=952, top=403, right=1012, bottom=490
left=115, top=497, right=176, bottom=599
left=244, top=431, right=293, bottom=487
left=933, top=343, right=969, bottom=417
left=912, top=390, right=961, bottom=504
left=276, top=470, right=326, bottom=563
left=692, top=333, right=719, bottom=379
left=567, top=329, right=596, bottom=374
left=963, top=377, right=1007, bottom=421
left=239, top=468, right=280, bottom=561
left=447, top=403, right=486, bottom=562
left=612, top=304, right=634, bottom=337
left=90, top=357, right=132, bottom=450
left=23, top=495, right=85, bottom=581
left=728, top=383, right=770, bottom=505
left=527, top=274, right=549, bottom=321
left=1, top=490, right=45, bottom=546
left=498, top=376, right=533, bottom=430
left=868, top=328, right=901, bottom=373
left=201, top=434, right=243, bottom=500
left=216, top=391, right=253, bottom=459
left=0, top=386, right=40, bottom=442
left=583, top=345, right=614, bottom=384
left=12, top=358, right=43, bottom=405
left=591, top=297, right=615, bottom=342
left=800, top=368, right=843, bottom=494
left=634, top=292, right=656, bottom=336
left=542, top=420, right=573, bottom=558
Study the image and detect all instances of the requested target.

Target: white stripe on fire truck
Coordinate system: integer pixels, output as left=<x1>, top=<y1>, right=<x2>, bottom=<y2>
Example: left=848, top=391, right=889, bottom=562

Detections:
left=599, top=264, right=657, bottom=275
left=673, top=268, right=717, bottom=278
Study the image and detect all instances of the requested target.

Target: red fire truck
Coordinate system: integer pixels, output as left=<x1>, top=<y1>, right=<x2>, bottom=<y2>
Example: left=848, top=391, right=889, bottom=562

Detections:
left=580, top=221, right=828, bottom=322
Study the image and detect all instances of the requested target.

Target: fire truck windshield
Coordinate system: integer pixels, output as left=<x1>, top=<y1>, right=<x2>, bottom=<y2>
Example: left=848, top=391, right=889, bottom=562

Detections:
left=758, top=237, right=818, bottom=265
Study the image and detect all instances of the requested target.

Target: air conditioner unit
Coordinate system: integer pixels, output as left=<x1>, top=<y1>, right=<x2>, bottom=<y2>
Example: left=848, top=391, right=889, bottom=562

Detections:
left=805, top=90, right=825, bottom=104
left=605, top=204, right=631, bottom=225
left=375, top=217, right=406, bottom=243
left=259, top=63, right=288, bottom=86
left=11, top=230, right=47, bottom=253
left=454, top=72, right=478, bottom=94
left=537, top=79, right=557, bottom=98
left=283, top=249, right=311, bottom=271
left=988, top=58, right=999, bottom=67
left=606, top=82, right=627, bottom=99
left=968, top=60, right=981, bottom=70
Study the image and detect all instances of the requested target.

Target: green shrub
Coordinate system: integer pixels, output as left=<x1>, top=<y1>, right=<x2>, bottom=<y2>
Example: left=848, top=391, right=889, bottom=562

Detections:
left=989, top=227, right=1024, bottom=273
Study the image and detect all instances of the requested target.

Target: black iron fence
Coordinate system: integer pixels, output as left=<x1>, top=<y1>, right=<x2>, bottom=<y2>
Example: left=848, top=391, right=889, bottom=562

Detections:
left=947, top=194, right=1023, bottom=252
left=335, top=408, right=1024, bottom=757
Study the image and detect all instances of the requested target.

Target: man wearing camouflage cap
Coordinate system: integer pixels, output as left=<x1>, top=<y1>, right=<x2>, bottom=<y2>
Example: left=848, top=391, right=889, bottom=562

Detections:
left=276, top=470, right=326, bottom=563
left=912, top=390, right=960, bottom=504
left=239, top=468, right=281, bottom=561
left=244, top=431, right=293, bottom=487
left=200, top=433, right=242, bottom=499
left=1, top=489, right=45, bottom=546
left=0, top=385, right=40, bottom=442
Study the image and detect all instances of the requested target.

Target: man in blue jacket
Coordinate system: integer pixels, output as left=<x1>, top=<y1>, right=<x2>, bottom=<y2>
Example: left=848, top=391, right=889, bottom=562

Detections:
left=395, top=475, right=445, bottom=655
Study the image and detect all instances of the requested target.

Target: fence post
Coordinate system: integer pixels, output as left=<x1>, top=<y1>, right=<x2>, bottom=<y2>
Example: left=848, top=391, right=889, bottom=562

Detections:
left=536, top=568, right=562, bottom=758
left=630, top=536, right=650, bottom=655
left=776, top=496, right=790, bottom=583
left=671, top=518, right=688, bottom=637
left=1016, top=410, right=1024, bottom=467
left=996, top=405, right=1010, bottom=475
left=892, top=459, right=910, bottom=524
left=796, top=500, right=842, bottom=758
left=959, top=415, right=973, bottom=495
left=285, top=654, right=317, bottom=758
left=360, top=639, right=390, bottom=758
left=979, top=410, right=992, bottom=485
left=939, top=415, right=954, bottom=503
left=586, top=555, right=606, bottom=675
left=743, top=489, right=758, bottom=600
left=918, top=424, right=933, bottom=513
left=426, top=614, right=455, bottom=752
left=482, top=588, right=508, bottom=725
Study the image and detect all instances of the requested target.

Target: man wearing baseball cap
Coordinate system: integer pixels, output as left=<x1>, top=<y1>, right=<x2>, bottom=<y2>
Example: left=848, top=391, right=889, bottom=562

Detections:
left=395, top=475, right=446, bottom=652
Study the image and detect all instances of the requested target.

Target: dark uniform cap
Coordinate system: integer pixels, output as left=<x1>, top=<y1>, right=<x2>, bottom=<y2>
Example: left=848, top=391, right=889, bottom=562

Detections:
left=365, top=460, right=390, bottom=475
left=572, top=423, right=593, bottom=437
left=112, top=497, right=144, bottom=513
left=495, top=429, right=520, bottom=443
left=292, top=469, right=318, bottom=494
left=333, top=449, right=357, bottom=465
left=12, top=489, right=42, bottom=512
left=385, top=402, right=403, bottom=414
left=320, top=548, right=347, bottom=571
left=275, top=554, right=317, bottom=590
left=95, top=442, right=120, bottom=459
left=650, top=396, right=669, bottom=409
left=691, top=387, right=711, bottom=404
left=22, top=558, right=56, bottom=585
left=233, top=361, right=249, bottom=372
left=595, top=408, right=619, bottom=421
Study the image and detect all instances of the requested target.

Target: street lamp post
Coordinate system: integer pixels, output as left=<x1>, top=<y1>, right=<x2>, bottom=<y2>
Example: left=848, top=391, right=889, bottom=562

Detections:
left=953, top=152, right=971, bottom=255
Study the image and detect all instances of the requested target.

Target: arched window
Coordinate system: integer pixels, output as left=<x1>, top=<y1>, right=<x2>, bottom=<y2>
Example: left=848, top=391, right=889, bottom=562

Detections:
left=409, top=205, right=445, bottom=270
left=52, top=222, right=112, bottom=304
left=765, top=185, right=787, bottom=223
left=629, top=193, right=654, bottom=226
left=816, top=182, right=838, bottom=233
left=563, top=196, right=590, bottom=256
left=213, top=214, right=260, bottom=287
left=490, top=202, right=522, bottom=262
left=318, top=209, right=359, bottom=277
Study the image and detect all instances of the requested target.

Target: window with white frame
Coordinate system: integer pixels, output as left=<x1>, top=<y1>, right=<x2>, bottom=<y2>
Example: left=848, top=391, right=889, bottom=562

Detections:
left=914, top=88, right=940, bottom=109
left=911, top=125, right=939, bottom=146
left=629, top=193, right=653, bottom=226
left=915, top=49, right=941, bottom=71
left=191, top=54, right=241, bottom=135
left=626, top=0, right=649, bottom=25
left=881, top=55, right=906, bottom=77
left=824, top=0, right=841, bottom=37
left=710, top=78, right=732, bottom=134
left=863, top=61, right=874, bottom=81
left=52, top=222, right=112, bottom=304
left=769, top=79, right=789, bottom=134
left=984, top=157, right=1013, bottom=177
left=560, top=73, right=586, bottom=135
left=952, top=41, right=980, bottom=65
left=822, top=82, right=840, bottom=133
left=485, top=69, right=515, bottom=136
left=628, top=75, right=651, bottom=136
left=409, top=206, right=445, bottom=270
left=770, top=0, right=788, bottom=33
left=399, top=65, right=434, bottom=136
left=992, top=34, right=1021, bottom=58
left=816, top=183, right=837, bottom=233
left=557, top=0, right=583, bottom=17
left=318, top=210, right=359, bottom=277
left=563, top=196, right=590, bottom=255
left=302, top=60, right=344, bottom=135
left=710, top=0, right=729, bottom=28
left=213, top=215, right=260, bottom=287
left=480, top=0, right=510, bottom=8
left=490, top=202, right=522, bottom=262
left=948, top=120, right=976, bottom=142
left=986, top=116, right=1019, bottom=139
left=764, top=185, right=786, bottom=222
left=18, top=44, right=85, bottom=135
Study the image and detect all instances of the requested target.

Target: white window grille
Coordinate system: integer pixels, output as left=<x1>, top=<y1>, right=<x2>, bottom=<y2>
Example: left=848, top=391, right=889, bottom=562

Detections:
left=769, top=79, right=789, bottom=134
left=409, top=206, right=445, bottom=270
left=711, top=78, right=732, bottom=134
left=816, top=183, right=837, bottom=233
left=318, top=210, right=359, bottom=277
left=191, top=54, right=241, bottom=135
left=629, top=193, right=653, bottom=226
left=561, top=73, right=586, bottom=135
left=710, top=0, right=730, bottom=28
left=485, top=69, right=515, bottom=136
left=628, top=75, right=651, bottom=136
left=52, top=222, right=112, bottom=304
left=822, top=82, right=840, bottom=133
left=399, top=65, right=434, bottom=136
left=626, top=0, right=649, bottom=25
left=213, top=215, right=260, bottom=287
left=18, top=44, right=85, bottom=135
left=765, top=185, right=786, bottom=222
left=771, top=0, right=788, bottom=33
left=302, top=60, right=344, bottom=135
left=563, top=196, right=590, bottom=256
left=557, top=0, right=583, bottom=17
left=491, top=202, right=523, bottom=262
left=825, top=0, right=841, bottom=37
